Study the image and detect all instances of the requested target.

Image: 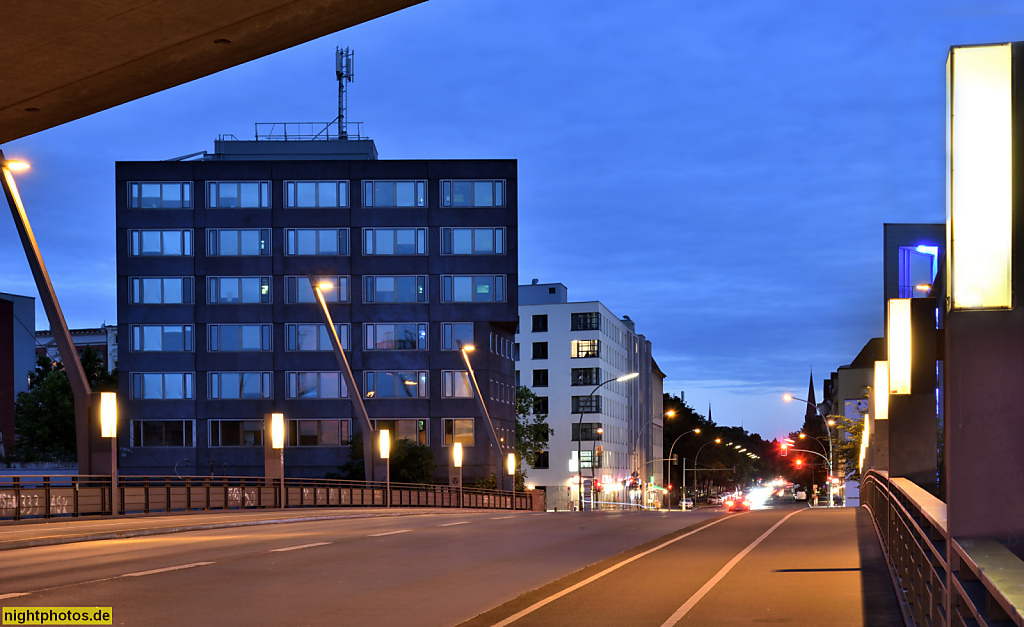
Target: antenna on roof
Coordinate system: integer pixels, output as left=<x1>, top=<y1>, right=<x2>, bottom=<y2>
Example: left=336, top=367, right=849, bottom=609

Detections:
left=336, top=47, right=354, bottom=139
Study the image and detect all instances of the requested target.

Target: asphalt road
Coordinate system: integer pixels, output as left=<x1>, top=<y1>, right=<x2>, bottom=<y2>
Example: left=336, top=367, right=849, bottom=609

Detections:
left=0, top=503, right=900, bottom=626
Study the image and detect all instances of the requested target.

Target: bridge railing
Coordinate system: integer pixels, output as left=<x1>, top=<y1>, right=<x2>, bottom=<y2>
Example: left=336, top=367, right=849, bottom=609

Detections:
left=862, top=469, right=1024, bottom=627
left=0, top=475, right=532, bottom=521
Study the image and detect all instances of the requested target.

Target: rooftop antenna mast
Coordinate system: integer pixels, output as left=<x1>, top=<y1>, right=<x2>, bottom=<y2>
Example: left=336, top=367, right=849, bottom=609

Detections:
left=336, top=47, right=354, bottom=139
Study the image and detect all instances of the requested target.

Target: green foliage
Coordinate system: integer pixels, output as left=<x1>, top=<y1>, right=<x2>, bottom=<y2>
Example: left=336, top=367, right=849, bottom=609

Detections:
left=335, top=430, right=366, bottom=480
left=515, top=385, right=552, bottom=474
left=333, top=430, right=437, bottom=484
left=471, top=471, right=525, bottom=491
left=13, top=348, right=117, bottom=462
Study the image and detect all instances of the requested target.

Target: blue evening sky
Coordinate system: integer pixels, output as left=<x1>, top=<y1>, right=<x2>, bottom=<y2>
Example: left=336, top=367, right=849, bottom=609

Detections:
left=3, top=0, right=1024, bottom=440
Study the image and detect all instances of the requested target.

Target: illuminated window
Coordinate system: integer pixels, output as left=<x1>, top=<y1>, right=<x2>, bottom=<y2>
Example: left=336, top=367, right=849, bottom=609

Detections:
left=898, top=245, right=938, bottom=297
left=572, top=339, right=600, bottom=359
left=443, top=418, right=475, bottom=447
left=442, top=370, right=473, bottom=398
left=373, top=419, right=427, bottom=446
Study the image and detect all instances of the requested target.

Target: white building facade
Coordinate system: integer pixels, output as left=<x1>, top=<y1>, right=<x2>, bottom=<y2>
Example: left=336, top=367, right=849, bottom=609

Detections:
left=516, top=281, right=664, bottom=510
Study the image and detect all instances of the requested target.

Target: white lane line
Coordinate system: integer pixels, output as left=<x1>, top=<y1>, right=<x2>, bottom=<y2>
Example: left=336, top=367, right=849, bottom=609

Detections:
left=121, top=561, right=215, bottom=578
left=489, top=515, right=733, bottom=627
left=490, top=516, right=513, bottom=520
left=439, top=521, right=471, bottom=527
left=270, top=542, right=330, bottom=552
left=0, top=593, right=30, bottom=600
left=368, top=529, right=411, bottom=537
left=660, top=509, right=805, bottom=626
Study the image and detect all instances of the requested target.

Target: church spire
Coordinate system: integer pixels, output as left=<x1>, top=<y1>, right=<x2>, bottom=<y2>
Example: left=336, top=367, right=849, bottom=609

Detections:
left=805, top=370, right=817, bottom=425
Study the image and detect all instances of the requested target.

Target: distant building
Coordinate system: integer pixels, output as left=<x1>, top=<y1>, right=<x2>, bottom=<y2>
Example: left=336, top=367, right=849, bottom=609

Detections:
left=516, top=280, right=664, bottom=510
left=115, top=133, right=518, bottom=479
left=35, top=324, right=118, bottom=373
left=0, top=292, right=36, bottom=457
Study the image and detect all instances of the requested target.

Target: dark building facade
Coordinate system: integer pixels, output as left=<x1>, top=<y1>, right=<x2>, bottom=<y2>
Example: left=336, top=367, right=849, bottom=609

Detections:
left=115, top=139, right=518, bottom=480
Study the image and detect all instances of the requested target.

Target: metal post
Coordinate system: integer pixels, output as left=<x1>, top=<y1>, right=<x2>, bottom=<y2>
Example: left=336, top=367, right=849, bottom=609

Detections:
left=458, top=342, right=504, bottom=491
left=111, top=436, right=118, bottom=516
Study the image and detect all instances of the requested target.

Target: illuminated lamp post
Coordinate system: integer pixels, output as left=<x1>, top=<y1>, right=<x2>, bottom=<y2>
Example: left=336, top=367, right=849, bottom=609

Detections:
left=380, top=429, right=390, bottom=508
left=458, top=342, right=506, bottom=491
left=577, top=372, right=638, bottom=512
left=453, top=442, right=463, bottom=508
left=692, top=438, right=721, bottom=502
left=508, top=453, right=516, bottom=511
left=100, top=392, right=118, bottom=517
left=783, top=394, right=835, bottom=507
left=666, top=427, right=700, bottom=511
left=270, top=412, right=285, bottom=508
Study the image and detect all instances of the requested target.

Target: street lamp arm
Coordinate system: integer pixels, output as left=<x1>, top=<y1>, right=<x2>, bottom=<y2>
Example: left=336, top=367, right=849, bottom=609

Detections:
left=577, top=372, right=636, bottom=511
left=789, top=448, right=830, bottom=464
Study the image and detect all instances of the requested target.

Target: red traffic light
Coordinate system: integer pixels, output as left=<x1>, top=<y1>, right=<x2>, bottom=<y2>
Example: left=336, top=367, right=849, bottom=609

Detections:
left=780, top=443, right=788, bottom=457
left=795, top=459, right=804, bottom=468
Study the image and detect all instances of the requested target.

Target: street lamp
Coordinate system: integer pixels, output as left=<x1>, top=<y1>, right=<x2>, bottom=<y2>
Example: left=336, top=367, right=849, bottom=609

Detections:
left=783, top=393, right=835, bottom=507
left=270, top=412, right=285, bottom=508
left=308, top=275, right=375, bottom=482
left=508, top=453, right=516, bottom=511
left=666, top=427, right=700, bottom=511
left=458, top=342, right=506, bottom=491
left=380, top=429, right=390, bottom=508
left=100, top=392, right=118, bottom=517
left=453, top=442, right=463, bottom=508
left=577, top=372, right=638, bottom=511
left=692, top=438, right=721, bottom=502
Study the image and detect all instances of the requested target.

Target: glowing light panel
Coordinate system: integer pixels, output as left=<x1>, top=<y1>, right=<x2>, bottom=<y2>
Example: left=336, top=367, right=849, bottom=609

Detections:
left=947, top=44, right=1013, bottom=310
left=887, top=300, right=912, bottom=395
left=874, top=361, right=889, bottom=421
left=453, top=442, right=463, bottom=468
left=380, top=429, right=390, bottom=459
left=270, top=413, right=284, bottom=449
left=100, top=392, right=117, bottom=438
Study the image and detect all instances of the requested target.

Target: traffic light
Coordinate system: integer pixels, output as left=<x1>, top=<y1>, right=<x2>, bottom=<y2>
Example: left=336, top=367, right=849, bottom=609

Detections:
left=795, top=458, right=804, bottom=468
left=780, top=442, right=788, bottom=457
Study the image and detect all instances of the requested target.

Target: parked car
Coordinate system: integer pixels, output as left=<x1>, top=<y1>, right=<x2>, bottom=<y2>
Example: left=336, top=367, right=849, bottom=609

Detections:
left=683, top=498, right=694, bottom=510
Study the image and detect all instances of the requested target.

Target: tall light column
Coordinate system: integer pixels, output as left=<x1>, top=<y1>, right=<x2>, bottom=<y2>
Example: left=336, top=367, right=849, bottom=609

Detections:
left=577, top=372, right=638, bottom=512
left=666, top=427, right=700, bottom=511
left=459, top=342, right=505, bottom=491
left=783, top=394, right=835, bottom=507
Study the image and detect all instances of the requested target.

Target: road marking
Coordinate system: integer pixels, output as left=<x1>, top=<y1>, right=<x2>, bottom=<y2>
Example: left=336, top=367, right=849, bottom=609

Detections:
left=122, top=561, right=214, bottom=577
left=490, top=516, right=513, bottom=520
left=0, top=593, right=29, bottom=600
left=270, top=542, right=330, bottom=552
left=439, top=521, right=470, bottom=527
left=660, top=509, right=804, bottom=626
left=368, top=529, right=411, bottom=537
left=489, top=515, right=733, bottom=627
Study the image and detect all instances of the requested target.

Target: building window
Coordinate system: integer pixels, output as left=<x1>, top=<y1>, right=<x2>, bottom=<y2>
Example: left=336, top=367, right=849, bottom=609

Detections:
left=287, top=420, right=348, bottom=446
left=443, top=418, right=475, bottom=446
left=532, top=315, right=548, bottom=332
left=571, top=312, right=601, bottom=331
left=363, top=276, right=427, bottom=303
left=131, top=325, right=193, bottom=352
left=571, top=339, right=601, bottom=359
left=208, top=277, right=271, bottom=304
left=363, top=228, right=427, bottom=255
left=578, top=449, right=600, bottom=469
left=129, top=182, right=192, bottom=209
left=572, top=396, right=602, bottom=414
left=207, top=229, right=271, bottom=256
left=208, top=324, right=272, bottom=352
left=514, top=343, right=520, bottom=361
left=207, top=181, right=270, bottom=208
left=440, top=180, right=504, bottom=207
left=532, top=369, right=548, bottom=387
left=286, top=372, right=348, bottom=399
left=129, top=277, right=193, bottom=304
left=364, top=370, right=428, bottom=399
left=130, top=420, right=195, bottom=447
left=129, top=230, right=193, bottom=256
left=535, top=396, right=549, bottom=414
left=374, top=419, right=428, bottom=446
left=130, top=372, right=195, bottom=400
left=572, top=368, right=601, bottom=386
left=285, top=228, right=349, bottom=256
left=284, top=180, right=348, bottom=208
left=285, top=323, right=350, bottom=351
left=285, top=276, right=349, bottom=303
left=364, top=323, right=427, bottom=350
left=441, top=275, right=506, bottom=302
left=209, top=372, right=273, bottom=399
left=209, top=420, right=263, bottom=447
left=441, top=322, right=473, bottom=350
left=531, top=451, right=550, bottom=470
left=571, top=422, right=603, bottom=442
left=532, top=342, right=548, bottom=360
left=441, top=370, right=473, bottom=398
left=440, top=227, right=505, bottom=255
left=362, top=180, right=426, bottom=207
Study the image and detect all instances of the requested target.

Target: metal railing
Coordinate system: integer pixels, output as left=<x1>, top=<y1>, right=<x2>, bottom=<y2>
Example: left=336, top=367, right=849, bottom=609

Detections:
left=862, top=469, right=1024, bottom=626
left=0, top=475, right=532, bottom=521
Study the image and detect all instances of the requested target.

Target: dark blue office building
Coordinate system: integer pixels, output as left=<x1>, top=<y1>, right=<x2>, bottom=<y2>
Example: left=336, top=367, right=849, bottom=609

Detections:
left=115, top=137, right=517, bottom=480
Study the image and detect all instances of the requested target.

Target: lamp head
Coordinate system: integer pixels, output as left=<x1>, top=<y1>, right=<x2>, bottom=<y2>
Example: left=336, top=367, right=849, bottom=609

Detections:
left=616, top=372, right=639, bottom=382
left=783, top=393, right=794, bottom=402
left=3, top=159, right=29, bottom=172
left=694, top=428, right=701, bottom=434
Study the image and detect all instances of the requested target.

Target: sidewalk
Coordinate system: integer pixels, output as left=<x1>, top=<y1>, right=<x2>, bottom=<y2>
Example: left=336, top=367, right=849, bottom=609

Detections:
left=0, top=507, right=463, bottom=552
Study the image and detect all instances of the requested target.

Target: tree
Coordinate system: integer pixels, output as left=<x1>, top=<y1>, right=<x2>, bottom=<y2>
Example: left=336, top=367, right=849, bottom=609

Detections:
left=333, top=430, right=437, bottom=484
left=13, top=348, right=117, bottom=462
left=515, top=385, right=552, bottom=475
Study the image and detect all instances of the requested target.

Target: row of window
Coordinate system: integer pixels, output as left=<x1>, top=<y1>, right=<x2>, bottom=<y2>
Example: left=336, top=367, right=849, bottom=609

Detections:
left=514, top=394, right=604, bottom=416
left=127, top=275, right=507, bottom=304
left=129, top=227, right=507, bottom=257
left=528, top=312, right=601, bottom=333
left=132, top=417, right=477, bottom=448
left=128, top=179, right=506, bottom=210
left=130, top=322, right=478, bottom=353
left=531, top=367, right=603, bottom=388
left=129, top=370, right=477, bottom=400
left=526, top=339, right=601, bottom=361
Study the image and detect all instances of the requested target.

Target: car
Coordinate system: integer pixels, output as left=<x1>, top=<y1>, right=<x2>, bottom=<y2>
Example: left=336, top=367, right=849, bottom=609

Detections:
left=683, top=498, right=694, bottom=510
left=724, top=495, right=751, bottom=512
left=709, top=495, right=722, bottom=505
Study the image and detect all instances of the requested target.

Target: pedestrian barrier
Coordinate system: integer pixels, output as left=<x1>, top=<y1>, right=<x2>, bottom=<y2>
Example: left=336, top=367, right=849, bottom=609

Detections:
left=862, top=469, right=1024, bottom=627
left=0, top=475, right=532, bottom=521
